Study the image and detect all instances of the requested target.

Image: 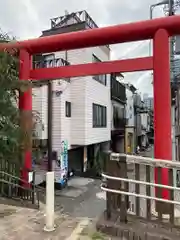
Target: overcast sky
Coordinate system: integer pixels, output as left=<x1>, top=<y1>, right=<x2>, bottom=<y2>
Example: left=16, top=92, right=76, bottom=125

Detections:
left=0, top=0, right=168, bottom=96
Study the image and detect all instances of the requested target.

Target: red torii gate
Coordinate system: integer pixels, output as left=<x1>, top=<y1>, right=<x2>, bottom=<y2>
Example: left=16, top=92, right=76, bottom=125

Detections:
left=0, top=15, right=179, bottom=201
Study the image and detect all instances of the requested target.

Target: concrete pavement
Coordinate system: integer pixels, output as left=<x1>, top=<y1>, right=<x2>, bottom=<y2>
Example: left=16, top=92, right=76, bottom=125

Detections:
left=0, top=202, right=80, bottom=240
left=0, top=177, right=107, bottom=240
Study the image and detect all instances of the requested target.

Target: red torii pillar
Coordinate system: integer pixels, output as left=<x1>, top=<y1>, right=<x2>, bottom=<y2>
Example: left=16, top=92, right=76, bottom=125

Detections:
left=19, top=49, right=32, bottom=187
left=153, top=29, right=172, bottom=203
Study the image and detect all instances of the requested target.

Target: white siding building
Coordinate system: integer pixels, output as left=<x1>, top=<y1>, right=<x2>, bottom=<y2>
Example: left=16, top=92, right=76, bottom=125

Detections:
left=125, top=85, right=135, bottom=154
left=126, top=87, right=135, bottom=128
left=32, top=11, right=111, bottom=175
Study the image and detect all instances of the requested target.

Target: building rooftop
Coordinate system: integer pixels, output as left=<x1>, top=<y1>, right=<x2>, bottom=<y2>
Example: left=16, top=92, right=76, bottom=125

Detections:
left=50, top=10, right=98, bottom=29
left=41, top=10, right=109, bottom=50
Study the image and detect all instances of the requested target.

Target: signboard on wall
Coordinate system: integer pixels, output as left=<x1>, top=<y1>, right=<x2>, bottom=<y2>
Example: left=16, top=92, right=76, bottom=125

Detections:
left=60, top=140, right=68, bottom=183
left=52, top=140, right=68, bottom=185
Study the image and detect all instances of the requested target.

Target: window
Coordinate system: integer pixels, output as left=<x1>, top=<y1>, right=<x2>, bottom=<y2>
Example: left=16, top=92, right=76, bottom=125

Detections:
left=65, top=101, right=71, bottom=117
left=93, top=103, right=107, bottom=127
left=92, top=54, right=107, bottom=85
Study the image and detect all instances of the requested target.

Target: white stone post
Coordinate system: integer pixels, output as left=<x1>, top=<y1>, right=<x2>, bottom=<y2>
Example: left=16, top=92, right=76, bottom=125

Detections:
left=44, top=171, right=55, bottom=232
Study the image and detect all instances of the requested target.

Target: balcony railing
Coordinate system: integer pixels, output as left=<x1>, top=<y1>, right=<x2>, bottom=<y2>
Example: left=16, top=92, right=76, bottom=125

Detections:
left=51, top=10, right=98, bottom=30
left=33, top=57, right=70, bottom=69
left=111, top=75, right=126, bottom=103
left=49, top=11, right=109, bottom=49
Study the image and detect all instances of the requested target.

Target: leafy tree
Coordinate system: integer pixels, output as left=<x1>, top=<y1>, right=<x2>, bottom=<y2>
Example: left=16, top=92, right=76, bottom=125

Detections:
left=0, top=31, right=31, bottom=167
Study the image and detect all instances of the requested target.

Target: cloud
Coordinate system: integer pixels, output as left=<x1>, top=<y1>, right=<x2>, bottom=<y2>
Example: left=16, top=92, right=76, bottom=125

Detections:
left=0, top=0, right=166, bottom=95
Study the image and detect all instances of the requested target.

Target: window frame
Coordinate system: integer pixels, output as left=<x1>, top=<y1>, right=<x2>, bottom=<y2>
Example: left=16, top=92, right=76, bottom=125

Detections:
left=92, top=54, right=107, bottom=86
left=65, top=101, right=71, bottom=117
left=93, top=103, right=107, bottom=128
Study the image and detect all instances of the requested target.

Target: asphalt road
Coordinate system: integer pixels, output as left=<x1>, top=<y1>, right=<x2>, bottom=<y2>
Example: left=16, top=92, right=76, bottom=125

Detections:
left=53, top=147, right=153, bottom=220
left=55, top=177, right=106, bottom=219
left=54, top=146, right=180, bottom=221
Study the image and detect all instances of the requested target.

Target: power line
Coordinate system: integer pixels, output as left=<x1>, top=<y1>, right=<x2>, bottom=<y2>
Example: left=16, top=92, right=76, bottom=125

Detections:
left=119, top=41, right=148, bottom=59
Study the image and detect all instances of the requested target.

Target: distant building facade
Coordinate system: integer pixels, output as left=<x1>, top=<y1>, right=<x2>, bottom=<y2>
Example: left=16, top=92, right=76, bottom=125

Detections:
left=125, top=84, right=135, bottom=154
left=110, top=74, right=126, bottom=153
left=143, top=93, right=154, bottom=111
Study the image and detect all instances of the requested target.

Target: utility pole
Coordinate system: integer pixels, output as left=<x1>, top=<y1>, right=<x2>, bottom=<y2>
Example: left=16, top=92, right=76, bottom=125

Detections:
left=169, top=0, right=174, bottom=15
left=149, top=0, right=171, bottom=56
left=169, top=0, right=174, bottom=80
left=47, top=80, right=53, bottom=172
left=168, top=0, right=177, bottom=186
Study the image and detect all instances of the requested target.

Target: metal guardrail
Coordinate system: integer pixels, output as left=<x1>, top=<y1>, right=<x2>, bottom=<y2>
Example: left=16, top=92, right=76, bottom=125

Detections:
left=110, top=153, right=180, bottom=169
left=101, top=153, right=180, bottom=226
left=101, top=177, right=180, bottom=206
left=0, top=169, right=39, bottom=209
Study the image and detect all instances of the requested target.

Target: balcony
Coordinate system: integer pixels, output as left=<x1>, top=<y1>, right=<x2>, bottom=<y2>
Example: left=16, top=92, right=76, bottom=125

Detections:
left=111, top=75, right=126, bottom=103
left=112, top=105, right=126, bottom=130
left=32, top=56, right=70, bottom=86
left=33, top=57, right=70, bottom=69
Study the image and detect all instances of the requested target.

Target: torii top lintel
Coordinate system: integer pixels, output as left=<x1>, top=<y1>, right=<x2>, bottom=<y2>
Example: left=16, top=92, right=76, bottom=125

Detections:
left=0, top=15, right=180, bottom=54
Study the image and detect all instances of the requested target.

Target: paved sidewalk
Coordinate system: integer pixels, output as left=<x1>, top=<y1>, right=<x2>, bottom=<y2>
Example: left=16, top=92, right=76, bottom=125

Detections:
left=0, top=202, right=81, bottom=240
left=0, top=178, right=106, bottom=240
